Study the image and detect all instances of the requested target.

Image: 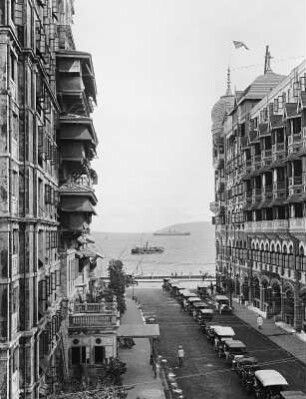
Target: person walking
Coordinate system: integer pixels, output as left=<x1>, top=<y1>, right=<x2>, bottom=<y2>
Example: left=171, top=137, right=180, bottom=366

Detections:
left=257, top=314, right=263, bottom=330
left=177, top=345, right=185, bottom=367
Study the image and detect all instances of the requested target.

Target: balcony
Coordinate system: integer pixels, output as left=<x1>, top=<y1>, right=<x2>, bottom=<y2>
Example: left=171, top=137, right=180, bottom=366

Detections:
left=69, top=314, right=117, bottom=328
left=289, top=217, right=306, bottom=232
left=56, top=50, right=97, bottom=116
left=252, top=188, right=262, bottom=199
left=210, top=201, right=220, bottom=214
left=213, top=156, right=224, bottom=170
left=289, top=175, right=302, bottom=187
left=252, top=155, right=261, bottom=170
left=59, top=117, right=98, bottom=147
left=74, top=302, right=116, bottom=314
left=272, top=219, right=289, bottom=230
left=288, top=133, right=302, bottom=153
left=261, top=149, right=272, bottom=168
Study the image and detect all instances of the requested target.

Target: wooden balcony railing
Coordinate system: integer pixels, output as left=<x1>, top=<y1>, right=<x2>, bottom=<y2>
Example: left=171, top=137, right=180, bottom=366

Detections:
left=69, top=314, right=117, bottom=328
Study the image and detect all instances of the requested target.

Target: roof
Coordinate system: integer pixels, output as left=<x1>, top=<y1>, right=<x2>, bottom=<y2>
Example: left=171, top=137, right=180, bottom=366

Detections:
left=213, top=326, right=235, bottom=337
left=254, top=370, right=288, bottom=387
left=236, top=356, right=257, bottom=365
left=237, top=72, right=286, bottom=105
left=117, top=324, right=160, bottom=338
left=182, top=292, right=197, bottom=298
left=215, top=295, right=229, bottom=301
left=193, top=302, right=210, bottom=308
left=187, top=297, right=201, bottom=303
left=59, top=183, right=97, bottom=204
left=225, top=340, right=246, bottom=348
left=211, top=94, right=235, bottom=134
left=280, top=392, right=306, bottom=399
left=199, top=308, right=214, bottom=314
left=60, top=197, right=96, bottom=214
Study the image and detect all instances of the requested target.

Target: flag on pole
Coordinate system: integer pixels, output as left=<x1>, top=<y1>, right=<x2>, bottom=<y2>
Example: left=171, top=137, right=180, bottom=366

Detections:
left=233, top=41, right=249, bottom=50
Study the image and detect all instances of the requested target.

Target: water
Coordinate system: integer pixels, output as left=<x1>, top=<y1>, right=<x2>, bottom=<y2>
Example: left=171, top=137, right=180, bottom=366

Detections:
left=91, top=222, right=216, bottom=277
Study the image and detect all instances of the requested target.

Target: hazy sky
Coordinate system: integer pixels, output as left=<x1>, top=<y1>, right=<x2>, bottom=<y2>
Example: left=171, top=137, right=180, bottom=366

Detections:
left=73, top=0, right=306, bottom=232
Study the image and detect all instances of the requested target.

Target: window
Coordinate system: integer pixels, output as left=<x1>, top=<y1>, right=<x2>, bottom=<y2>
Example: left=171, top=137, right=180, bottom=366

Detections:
left=71, top=346, right=86, bottom=365
left=12, top=229, right=18, bottom=254
left=10, top=52, right=17, bottom=82
left=273, top=98, right=278, bottom=113
left=94, top=346, right=105, bottom=364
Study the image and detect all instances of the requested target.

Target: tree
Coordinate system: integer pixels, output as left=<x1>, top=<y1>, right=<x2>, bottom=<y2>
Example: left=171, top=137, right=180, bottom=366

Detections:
left=108, top=259, right=126, bottom=314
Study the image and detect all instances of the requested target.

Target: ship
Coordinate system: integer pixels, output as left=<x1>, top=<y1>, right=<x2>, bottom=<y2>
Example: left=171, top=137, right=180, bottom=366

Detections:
left=131, top=242, right=164, bottom=255
left=153, top=228, right=190, bottom=236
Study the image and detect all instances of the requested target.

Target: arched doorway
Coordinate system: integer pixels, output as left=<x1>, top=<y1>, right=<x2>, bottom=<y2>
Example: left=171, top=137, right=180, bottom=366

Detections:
left=270, top=282, right=281, bottom=316
left=283, top=288, right=295, bottom=325
left=253, top=277, right=260, bottom=308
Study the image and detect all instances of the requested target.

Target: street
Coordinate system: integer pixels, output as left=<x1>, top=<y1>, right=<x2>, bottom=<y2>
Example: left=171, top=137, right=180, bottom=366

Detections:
left=133, top=288, right=306, bottom=399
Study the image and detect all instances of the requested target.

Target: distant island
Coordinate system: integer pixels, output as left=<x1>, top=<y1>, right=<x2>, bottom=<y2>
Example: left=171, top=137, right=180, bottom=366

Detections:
left=153, top=221, right=212, bottom=236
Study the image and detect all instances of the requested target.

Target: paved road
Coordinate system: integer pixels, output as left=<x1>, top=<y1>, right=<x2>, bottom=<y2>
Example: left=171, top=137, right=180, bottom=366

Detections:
left=133, top=288, right=306, bottom=399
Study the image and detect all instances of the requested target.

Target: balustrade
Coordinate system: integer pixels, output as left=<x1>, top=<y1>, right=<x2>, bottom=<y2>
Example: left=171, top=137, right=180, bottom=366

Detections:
left=69, top=314, right=117, bottom=327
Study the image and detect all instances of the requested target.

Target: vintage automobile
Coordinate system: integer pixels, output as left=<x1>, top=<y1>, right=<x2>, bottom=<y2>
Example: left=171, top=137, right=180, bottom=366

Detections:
left=197, top=308, right=214, bottom=323
left=235, top=355, right=258, bottom=376
left=186, top=296, right=202, bottom=314
left=212, top=326, right=235, bottom=351
left=191, top=302, right=211, bottom=318
left=239, top=357, right=259, bottom=393
left=253, top=369, right=289, bottom=399
left=220, top=339, right=247, bottom=362
left=214, top=295, right=232, bottom=314
left=279, top=392, right=306, bottom=399
left=205, top=324, right=223, bottom=342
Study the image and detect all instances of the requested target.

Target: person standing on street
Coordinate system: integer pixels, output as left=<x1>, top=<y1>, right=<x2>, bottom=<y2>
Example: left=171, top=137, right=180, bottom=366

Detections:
left=257, top=314, right=263, bottom=330
left=177, top=345, right=185, bottom=367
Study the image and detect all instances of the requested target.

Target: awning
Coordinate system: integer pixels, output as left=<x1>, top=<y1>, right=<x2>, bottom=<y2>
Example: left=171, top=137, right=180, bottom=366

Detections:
left=117, top=324, right=160, bottom=338
left=284, top=103, right=300, bottom=119
left=286, top=194, right=303, bottom=204
left=75, top=250, right=84, bottom=259
left=242, top=203, right=253, bottom=211
left=250, top=202, right=260, bottom=210
left=297, top=147, right=306, bottom=157
left=270, top=198, right=285, bottom=207
left=258, top=199, right=272, bottom=209
left=258, top=123, right=269, bottom=137
left=270, top=114, right=284, bottom=129
left=287, top=153, right=300, bottom=162
left=59, top=125, right=96, bottom=143
left=250, top=169, right=260, bottom=176
left=61, top=197, right=96, bottom=214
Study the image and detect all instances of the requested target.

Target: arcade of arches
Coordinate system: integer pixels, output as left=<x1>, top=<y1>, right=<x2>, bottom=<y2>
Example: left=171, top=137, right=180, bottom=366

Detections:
left=215, top=240, right=306, bottom=331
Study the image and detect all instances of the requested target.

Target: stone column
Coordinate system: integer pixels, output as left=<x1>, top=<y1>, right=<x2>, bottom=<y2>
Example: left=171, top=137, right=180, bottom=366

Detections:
left=260, top=284, right=264, bottom=311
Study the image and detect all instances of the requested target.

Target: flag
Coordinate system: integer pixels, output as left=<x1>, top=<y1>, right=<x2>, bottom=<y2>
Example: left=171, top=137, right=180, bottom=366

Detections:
left=233, top=41, right=249, bottom=50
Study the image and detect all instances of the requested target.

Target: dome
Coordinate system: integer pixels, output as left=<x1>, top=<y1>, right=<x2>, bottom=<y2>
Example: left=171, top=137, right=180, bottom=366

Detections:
left=211, top=93, right=234, bottom=135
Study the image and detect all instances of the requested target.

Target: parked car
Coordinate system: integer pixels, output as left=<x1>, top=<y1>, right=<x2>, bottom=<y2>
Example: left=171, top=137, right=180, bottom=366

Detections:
left=212, top=326, right=235, bottom=352
left=221, top=339, right=247, bottom=363
left=253, top=369, right=289, bottom=399
left=214, top=295, right=232, bottom=314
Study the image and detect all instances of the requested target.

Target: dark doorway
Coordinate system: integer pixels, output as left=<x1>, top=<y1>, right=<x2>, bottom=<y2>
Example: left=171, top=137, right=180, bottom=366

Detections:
left=94, top=346, right=105, bottom=364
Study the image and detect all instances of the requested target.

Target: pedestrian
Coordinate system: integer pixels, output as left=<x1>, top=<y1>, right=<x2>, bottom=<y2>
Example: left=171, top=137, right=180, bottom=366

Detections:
left=257, top=314, right=263, bottom=330
left=177, top=345, right=185, bottom=367
left=152, top=361, right=157, bottom=378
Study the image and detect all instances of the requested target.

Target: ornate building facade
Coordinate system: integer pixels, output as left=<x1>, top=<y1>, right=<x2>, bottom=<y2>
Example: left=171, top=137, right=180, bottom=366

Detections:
left=211, top=48, right=306, bottom=332
left=0, top=1, right=106, bottom=397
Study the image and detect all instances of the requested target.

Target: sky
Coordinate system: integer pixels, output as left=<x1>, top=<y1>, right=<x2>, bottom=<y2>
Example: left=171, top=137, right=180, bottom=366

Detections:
left=73, top=0, right=306, bottom=232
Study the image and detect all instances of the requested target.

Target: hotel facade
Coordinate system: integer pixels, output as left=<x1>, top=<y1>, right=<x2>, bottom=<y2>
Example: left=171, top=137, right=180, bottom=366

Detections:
left=0, top=1, right=118, bottom=398
left=211, top=49, right=306, bottom=332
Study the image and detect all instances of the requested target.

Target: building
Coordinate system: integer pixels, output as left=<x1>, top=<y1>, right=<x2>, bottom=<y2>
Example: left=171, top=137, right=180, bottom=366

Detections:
left=211, top=47, right=306, bottom=332
left=0, top=1, right=110, bottom=398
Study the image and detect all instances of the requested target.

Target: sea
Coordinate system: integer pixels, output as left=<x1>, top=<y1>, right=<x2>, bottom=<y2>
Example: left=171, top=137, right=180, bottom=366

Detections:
left=91, top=222, right=216, bottom=278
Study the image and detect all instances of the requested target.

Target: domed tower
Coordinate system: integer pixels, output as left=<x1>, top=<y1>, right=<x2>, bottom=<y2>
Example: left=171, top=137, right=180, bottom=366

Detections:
left=210, top=69, right=234, bottom=220
left=211, top=67, right=235, bottom=137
